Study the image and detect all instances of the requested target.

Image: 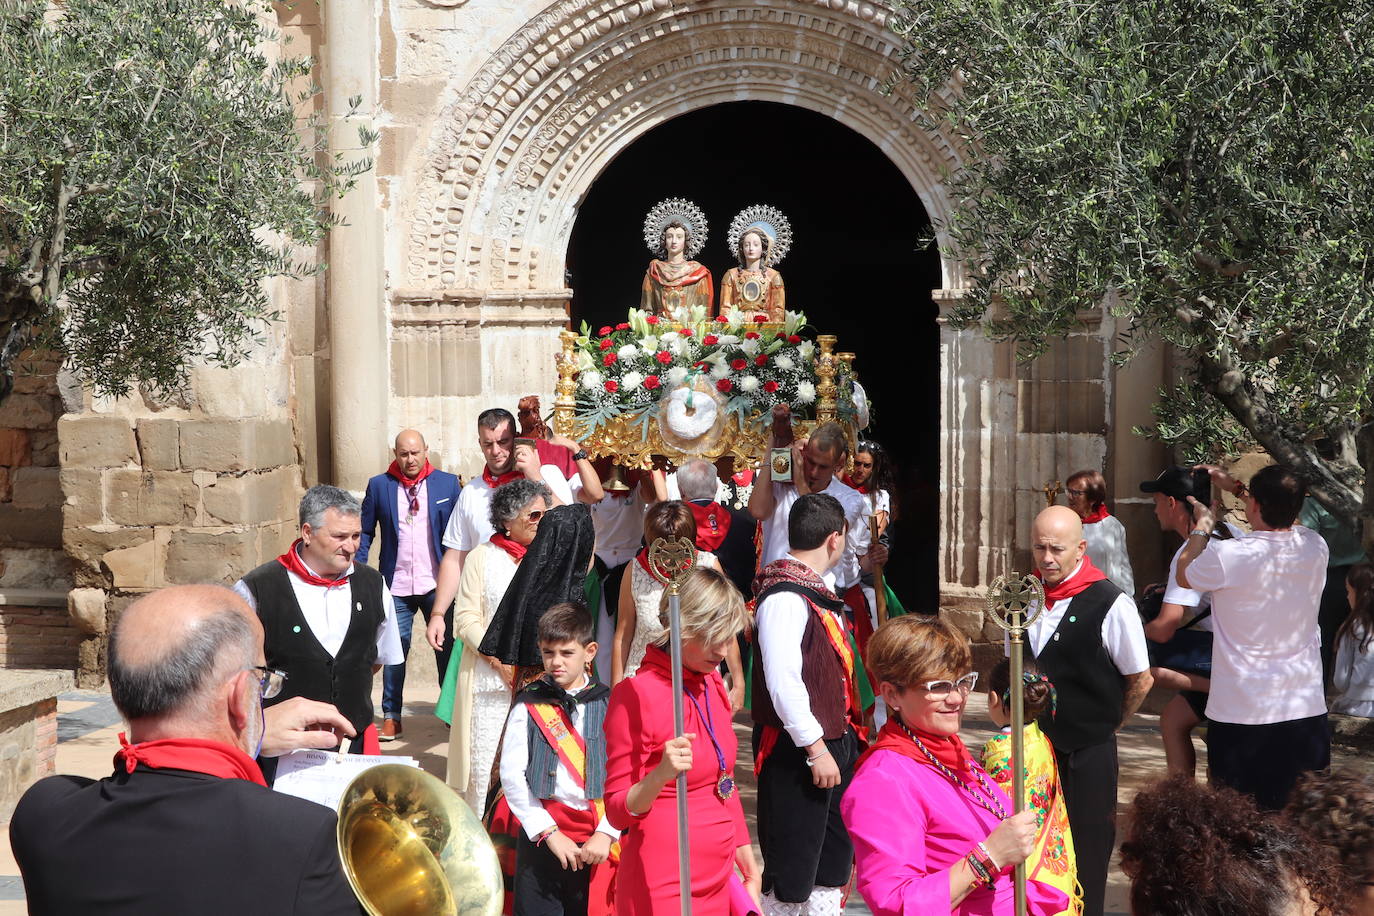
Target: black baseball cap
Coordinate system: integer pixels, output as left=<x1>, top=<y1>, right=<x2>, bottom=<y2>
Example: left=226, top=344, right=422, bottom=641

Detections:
left=1139, top=466, right=1209, bottom=502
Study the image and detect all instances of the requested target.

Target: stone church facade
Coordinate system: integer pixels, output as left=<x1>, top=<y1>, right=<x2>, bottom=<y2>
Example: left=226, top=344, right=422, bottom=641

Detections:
left=0, top=0, right=1172, bottom=685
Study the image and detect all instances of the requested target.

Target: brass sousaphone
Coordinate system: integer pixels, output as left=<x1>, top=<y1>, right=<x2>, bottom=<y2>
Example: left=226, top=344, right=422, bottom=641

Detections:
left=337, top=764, right=503, bottom=916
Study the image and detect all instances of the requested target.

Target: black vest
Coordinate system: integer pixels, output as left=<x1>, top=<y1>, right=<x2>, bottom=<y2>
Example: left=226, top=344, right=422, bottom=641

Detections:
left=241, top=561, right=385, bottom=736
left=1030, top=579, right=1125, bottom=752
left=524, top=696, right=609, bottom=801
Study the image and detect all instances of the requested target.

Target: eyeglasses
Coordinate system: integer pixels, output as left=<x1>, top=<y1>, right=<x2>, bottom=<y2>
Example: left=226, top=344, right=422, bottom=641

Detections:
left=919, top=672, right=978, bottom=698
left=1066, top=488, right=1087, bottom=498
left=249, top=666, right=287, bottom=699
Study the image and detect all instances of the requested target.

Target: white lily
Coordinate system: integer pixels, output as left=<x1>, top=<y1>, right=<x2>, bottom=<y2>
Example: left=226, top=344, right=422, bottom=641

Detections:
left=575, top=350, right=596, bottom=373
left=783, top=310, right=808, bottom=335
left=797, top=340, right=816, bottom=362
left=740, top=338, right=760, bottom=357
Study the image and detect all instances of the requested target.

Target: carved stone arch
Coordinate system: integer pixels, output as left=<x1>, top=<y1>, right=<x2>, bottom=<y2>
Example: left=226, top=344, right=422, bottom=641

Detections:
left=401, top=0, right=969, bottom=295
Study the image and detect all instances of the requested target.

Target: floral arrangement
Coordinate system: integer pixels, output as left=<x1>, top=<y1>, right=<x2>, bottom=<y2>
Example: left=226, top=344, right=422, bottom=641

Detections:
left=570, top=305, right=859, bottom=436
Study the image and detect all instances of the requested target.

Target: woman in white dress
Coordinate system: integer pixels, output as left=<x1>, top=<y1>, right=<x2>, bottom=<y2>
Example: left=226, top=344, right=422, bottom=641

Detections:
left=1067, top=468, right=1136, bottom=598
left=444, top=478, right=552, bottom=813
left=611, top=500, right=746, bottom=709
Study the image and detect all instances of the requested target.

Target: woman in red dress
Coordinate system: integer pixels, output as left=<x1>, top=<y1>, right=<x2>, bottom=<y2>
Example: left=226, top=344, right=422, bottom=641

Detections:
left=604, top=567, right=760, bottom=914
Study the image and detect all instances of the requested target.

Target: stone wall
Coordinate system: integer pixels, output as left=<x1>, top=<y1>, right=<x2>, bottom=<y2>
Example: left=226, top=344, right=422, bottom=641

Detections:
left=0, top=670, right=71, bottom=823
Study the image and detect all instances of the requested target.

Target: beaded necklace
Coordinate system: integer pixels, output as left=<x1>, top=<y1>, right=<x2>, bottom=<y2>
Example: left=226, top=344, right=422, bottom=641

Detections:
left=896, top=718, right=1007, bottom=821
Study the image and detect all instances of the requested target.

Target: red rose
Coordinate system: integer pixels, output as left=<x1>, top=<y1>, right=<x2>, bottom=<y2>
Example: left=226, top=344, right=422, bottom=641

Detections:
left=788, top=334, right=802, bottom=344
left=680, top=328, right=694, bottom=337
left=646, top=316, right=660, bottom=324
left=598, top=326, right=613, bottom=336
left=755, top=354, right=768, bottom=366
left=604, top=379, right=619, bottom=393
left=599, top=339, right=613, bottom=351
left=655, top=351, right=673, bottom=365
left=744, top=331, right=761, bottom=340
left=703, top=334, right=719, bottom=346
left=644, top=375, right=661, bottom=390
left=731, top=358, right=747, bottom=371
left=693, top=361, right=708, bottom=370
left=716, top=379, right=733, bottom=393
left=764, top=380, right=780, bottom=393
left=775, top=331, right=786, bottom=340
left=753, top=314, right=768, bottom=323
left=616, top=322, right=630, bottom=331
left=603, top=352, right=617, bottom=366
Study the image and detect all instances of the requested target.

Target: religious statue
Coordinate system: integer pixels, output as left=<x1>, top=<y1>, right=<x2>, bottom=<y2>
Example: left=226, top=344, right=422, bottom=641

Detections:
left=718, top=204, right=790, bottom=322
left=640, top=198, right=713, bottom=316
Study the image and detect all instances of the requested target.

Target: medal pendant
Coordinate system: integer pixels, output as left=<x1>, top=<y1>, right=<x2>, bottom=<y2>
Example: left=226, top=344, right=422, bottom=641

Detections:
left=715, top=771, right=735, bottom=800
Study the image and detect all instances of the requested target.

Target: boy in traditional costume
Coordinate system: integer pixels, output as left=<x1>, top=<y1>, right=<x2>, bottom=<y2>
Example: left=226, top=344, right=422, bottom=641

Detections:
left=499, top=602, right=618, bottom=916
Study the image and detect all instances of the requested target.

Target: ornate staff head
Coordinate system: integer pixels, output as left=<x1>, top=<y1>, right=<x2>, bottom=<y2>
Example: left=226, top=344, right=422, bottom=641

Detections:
left=648, top=536, right=698, bottom=596
left=985, top=573, right=1046, bottom=638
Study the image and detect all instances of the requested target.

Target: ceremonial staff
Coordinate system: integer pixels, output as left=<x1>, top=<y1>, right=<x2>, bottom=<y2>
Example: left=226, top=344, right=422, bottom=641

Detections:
left=986, top=573, right=1046, bottom=916
left=648, top=535, right=699, bottom=916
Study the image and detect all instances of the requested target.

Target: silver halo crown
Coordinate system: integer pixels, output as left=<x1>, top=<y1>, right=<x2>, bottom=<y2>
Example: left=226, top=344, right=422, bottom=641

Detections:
left=727, top=204, right=793, bottom=267
left=643, top=198, right=708, bottom=259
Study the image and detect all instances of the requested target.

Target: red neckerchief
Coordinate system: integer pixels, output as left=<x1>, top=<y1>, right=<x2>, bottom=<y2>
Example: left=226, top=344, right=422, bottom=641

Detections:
left=115, top=733, right=266, bottom=787
left=732, top=469, right=754, bottom=488
left=841, top=473, right=869, bottom=494
left=635, top=548, right=665, bottom=584
left=649, top=260, right=711, bottom=288
left=276, top=539, right=349, bottom=589
left=1081, top=503, right=1110, bottom=524
left=1036, top=555, right=1108, bottom=611
left=490, top=533, right=528, bottom=562
left=386, top=459, right=435, bottom=489
left=688, top=501, right=732, bottom=552
left=482, top=465, right=524, bottom=488
left=856, top=718, right=972, bottom=777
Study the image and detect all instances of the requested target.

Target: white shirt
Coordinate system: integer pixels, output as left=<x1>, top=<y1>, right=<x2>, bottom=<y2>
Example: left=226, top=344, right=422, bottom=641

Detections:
left=1082, top=514, right=1135, bottom=598
left=759, top=478, right=872, bottom=590
left=588, top=489, right=649, bottom=568
left=1183, top=526, right=1327, bottom=725
left=443, top=465, right=576, bottom=552
left=499, top=677, right=619, bottom=841
left=755, top=557, right=840, bottom=748
left=1162, top=524, right=1243, bottom=633
left=232, top=559, right=404, bottom=664
left=1018, top=561, right=1150, bottom=676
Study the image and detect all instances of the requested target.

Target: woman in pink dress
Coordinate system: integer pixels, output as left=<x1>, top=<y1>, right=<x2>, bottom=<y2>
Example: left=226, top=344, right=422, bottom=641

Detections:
left=604, top=567, right=760, bottom=915
left=841, top=615, right=1068, bottom=915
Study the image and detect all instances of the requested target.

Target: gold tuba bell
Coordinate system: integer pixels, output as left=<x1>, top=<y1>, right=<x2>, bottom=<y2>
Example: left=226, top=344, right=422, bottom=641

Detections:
left=336, top=764, right=503, bottom=916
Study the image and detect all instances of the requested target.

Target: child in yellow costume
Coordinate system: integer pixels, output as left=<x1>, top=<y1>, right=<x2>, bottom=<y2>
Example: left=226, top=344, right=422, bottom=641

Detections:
left=982, top=659, right=1082, bottom=916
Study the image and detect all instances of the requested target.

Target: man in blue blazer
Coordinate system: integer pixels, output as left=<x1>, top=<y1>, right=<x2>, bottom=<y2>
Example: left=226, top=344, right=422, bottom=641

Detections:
left=359, top=429, right=461, bottom=740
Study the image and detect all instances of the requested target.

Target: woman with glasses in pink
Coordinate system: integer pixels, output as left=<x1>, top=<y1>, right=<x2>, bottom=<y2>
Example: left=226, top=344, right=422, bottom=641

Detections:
left=841, top=615, right=1067, bottom=915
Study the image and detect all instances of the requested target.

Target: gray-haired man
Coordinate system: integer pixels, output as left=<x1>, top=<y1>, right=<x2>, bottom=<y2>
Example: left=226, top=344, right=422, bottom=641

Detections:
left=234, top=485, right=403, bottom=764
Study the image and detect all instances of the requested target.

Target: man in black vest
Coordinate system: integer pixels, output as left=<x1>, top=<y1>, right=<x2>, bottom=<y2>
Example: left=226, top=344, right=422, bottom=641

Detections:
left=11, top=585, right=363, bottom=914
left=1026, top=505, right=1152, bottom=916
left=234, top=485, right=403, bottom=771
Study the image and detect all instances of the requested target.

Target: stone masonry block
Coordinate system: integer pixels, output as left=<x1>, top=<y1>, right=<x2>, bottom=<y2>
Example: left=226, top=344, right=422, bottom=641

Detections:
left=135, top=419, right=180, bottom=471
left=104, top=470, right=197, bottom=527
left=0, top=468, right=9, bottom=502
left=0, top=506, right=61, bottom=548
left=179, top=419, right=295, bottom=472
left=59, top=469, right=103, bottom=527
left=0, top=394, right=56, bottom=430
left=29, top=428, right=57, bottom=466
left=103, top=538, right=158, bottom=590
left=0, top=429, right=31, bottom=467
left=163, top=528, right=259, bottom=585
left=67, top=588, right=107, bottom=636
left=11, top=467, right=61, bottom=511
left=63, top=527, right=153, bottom=588
left=202, top=468, right=301, bottom=526
left=58, top=416, right=137, bottom=469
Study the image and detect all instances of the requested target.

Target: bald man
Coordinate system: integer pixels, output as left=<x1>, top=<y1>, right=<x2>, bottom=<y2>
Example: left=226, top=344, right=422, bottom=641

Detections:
left=359, top=429, right=462, bottom=740
left=1024, top=505, right=1151, bottom=916
left=11, top=585, right=363, bottom=915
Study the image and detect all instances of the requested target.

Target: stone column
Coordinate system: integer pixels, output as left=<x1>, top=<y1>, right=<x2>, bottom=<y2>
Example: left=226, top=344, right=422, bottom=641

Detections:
left=324, top=0, right=386, bottom=491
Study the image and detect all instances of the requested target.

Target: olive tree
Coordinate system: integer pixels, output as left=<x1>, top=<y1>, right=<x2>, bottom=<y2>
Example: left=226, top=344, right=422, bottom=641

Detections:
left=0, top=0, right=374, bottom=399
left=890, top=0, right=1374, bottom=542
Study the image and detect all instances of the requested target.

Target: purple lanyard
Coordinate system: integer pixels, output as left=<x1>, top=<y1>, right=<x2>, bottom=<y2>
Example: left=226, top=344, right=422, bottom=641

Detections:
left=685, top=686, right=727, bottom=773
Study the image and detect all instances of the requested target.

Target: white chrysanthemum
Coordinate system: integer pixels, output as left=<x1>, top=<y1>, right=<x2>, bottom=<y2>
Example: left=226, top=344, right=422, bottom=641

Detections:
left=621, top=370, right=644, bottom=390
left=715, top=334, right=740, bottom=346
left=739, top=375, right=761, bottom=393
left=617, top=344, right=639, bottom=361
left=740, top=338, right=760, bottom=357
left=797, top=341, right=816, bottom=362
left=710, top=361, right=731, bottom=380
left=581, top=370, right=604, bottom=390
left=774, top=354, right=795, bottom=371
left=796, top=380, right=816, bottom=403
left=659, top=331, right=680, bottom=344
left=667, top=366, right=690, bottom=386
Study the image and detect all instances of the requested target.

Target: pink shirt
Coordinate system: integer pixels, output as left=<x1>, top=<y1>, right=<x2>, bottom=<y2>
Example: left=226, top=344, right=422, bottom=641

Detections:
left=391, top=478, right=437, bottom=597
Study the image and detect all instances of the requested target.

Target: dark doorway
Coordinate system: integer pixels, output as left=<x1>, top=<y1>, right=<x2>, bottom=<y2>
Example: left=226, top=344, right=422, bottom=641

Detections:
left=567, top=101, right=940, bottom=609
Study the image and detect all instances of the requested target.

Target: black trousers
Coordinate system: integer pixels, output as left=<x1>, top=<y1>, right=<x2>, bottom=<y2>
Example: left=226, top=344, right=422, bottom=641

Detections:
left=753, top=727, right=857, bottom=903
left=1055, top=737, right=1117, bottom=916
left=513, top=832, right=590, bottom=916
left=1208, top=713, right=1331, bottom=811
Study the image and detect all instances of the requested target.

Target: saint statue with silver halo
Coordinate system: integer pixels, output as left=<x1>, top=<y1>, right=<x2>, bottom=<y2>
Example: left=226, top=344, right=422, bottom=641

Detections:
left=640, top=198, right=714, bottom=316
left=718, top=204, right=791, bottom=322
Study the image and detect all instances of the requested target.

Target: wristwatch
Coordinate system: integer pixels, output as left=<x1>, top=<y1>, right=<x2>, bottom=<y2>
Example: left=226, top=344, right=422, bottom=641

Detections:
left=572, top=448, right=589, bottom=462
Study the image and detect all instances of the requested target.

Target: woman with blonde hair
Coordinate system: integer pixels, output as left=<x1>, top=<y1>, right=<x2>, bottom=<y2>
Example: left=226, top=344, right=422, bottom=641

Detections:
left=604, top=566, right=761, bottom=914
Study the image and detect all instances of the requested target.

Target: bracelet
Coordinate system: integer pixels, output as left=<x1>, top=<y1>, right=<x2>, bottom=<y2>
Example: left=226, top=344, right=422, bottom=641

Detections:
left=964, top=852, right=993, bottom=889
left=1189, top=529, right=1210, bottom=538
left=534, top=827, right=557, bottom=846
left=976, top=841, right=1001, bottom=875
left=804, top=751, right=828, bottom=768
